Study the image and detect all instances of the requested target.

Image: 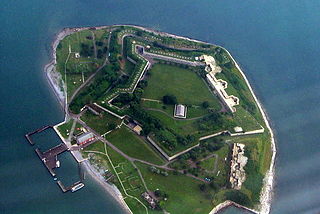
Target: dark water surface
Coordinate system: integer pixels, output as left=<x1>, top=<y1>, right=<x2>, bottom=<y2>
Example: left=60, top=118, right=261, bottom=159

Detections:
left=1, top=0, right=320, bottom=214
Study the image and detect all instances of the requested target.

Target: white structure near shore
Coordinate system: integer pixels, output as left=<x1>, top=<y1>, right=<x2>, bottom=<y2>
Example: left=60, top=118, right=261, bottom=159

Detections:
left=201, top=55, right=239, bottom=113
left=230, top=143, right=248, bottom=190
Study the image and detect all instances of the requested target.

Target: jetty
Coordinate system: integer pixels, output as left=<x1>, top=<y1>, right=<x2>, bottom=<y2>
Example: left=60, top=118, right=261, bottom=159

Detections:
left=35, top=143, right=68, bottom=176
left=25, top=125, right=52, bottom=145
left=25, top=126, right=85, bottom=193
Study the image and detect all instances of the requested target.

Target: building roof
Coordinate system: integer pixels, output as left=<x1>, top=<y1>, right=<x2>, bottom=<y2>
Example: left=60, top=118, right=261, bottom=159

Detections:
left=174, top=104, right=187, bottom=118
left=133, top=125, right=143, bottom=135
left=176, top=105, right=185, bottom=116
left=77, top=132, right=94, bottom=144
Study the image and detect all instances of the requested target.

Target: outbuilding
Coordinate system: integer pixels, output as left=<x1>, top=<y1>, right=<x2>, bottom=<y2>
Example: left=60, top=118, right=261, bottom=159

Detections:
left=174, top=104, right=187, bottom=119
left=76, top=132, right=95, bottom=145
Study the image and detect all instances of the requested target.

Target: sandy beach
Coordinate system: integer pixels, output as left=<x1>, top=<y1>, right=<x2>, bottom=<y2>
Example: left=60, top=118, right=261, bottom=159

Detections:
left=45, top=24, right=276, bottom=214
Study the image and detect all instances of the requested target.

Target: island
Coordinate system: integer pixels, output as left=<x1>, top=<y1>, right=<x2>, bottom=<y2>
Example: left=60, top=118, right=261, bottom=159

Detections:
left=44, top=25, right=276, bottom=214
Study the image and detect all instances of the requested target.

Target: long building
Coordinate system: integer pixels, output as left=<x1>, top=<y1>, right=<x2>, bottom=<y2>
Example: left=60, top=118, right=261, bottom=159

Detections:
left=201, top=55, right=239, bottom=113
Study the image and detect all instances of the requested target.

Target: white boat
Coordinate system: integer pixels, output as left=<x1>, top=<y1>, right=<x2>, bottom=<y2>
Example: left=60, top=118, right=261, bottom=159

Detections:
left=71, top=183, right=84, bottom=192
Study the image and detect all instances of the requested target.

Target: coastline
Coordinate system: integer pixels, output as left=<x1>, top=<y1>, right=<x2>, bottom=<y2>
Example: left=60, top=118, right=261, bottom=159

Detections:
left=81, top=159, right=132, bottom=214
left=44, top=24, right=276, bottom=214
left=223, top=48, right=276, bottom=214
left=45, top=27, right=134, bottom=213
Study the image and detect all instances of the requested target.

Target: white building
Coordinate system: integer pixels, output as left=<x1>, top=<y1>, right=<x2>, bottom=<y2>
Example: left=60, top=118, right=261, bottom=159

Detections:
left=174, top=104, right=187, bottom=119
left=200, top=55, right=239, bottom=113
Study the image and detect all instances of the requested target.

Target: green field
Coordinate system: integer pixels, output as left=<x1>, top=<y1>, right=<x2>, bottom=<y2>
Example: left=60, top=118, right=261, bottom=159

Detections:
left=56, top=119, right=74, bottom=138
left=142, top=64, right=221, bottom=109
left=106, top=126, right=164, bottom=165
left=81, top=110, right=122, bottom=135
left=200, top=156, right=216, bottom=172
left=136, top=162, right=213, bottom=214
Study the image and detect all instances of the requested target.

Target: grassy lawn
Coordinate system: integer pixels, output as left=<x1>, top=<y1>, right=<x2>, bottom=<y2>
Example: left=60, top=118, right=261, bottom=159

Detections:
left=200, top=156, right=216, bottom=172
left=212, top=144, right=230, bottom=187
left=141, top=99, right=210, bottom=119
left=232, top=106, right=262, bottom=132
left=148, top=110, right=198, bottom=136
left=136, top=162, right=213, bottom=214
left=142, top=64, right=221, bottom=109
left=56, top=119, right=74, bottom=139
left=106, top=126, right=164, bottom=165
left=81, top=110, right=122, bottom=135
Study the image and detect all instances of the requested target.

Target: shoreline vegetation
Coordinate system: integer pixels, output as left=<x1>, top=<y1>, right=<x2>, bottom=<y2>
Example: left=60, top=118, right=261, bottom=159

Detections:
left=45, top=24, right=276, bottom=214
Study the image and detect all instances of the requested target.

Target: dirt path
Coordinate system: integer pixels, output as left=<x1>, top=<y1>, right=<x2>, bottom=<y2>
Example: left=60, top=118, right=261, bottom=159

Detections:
left=91, top=31, right=97, bottom=59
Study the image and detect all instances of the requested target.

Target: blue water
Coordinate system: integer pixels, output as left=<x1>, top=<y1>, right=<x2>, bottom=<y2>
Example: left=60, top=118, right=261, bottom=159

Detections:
left=1, top=0, right=320, bottom=213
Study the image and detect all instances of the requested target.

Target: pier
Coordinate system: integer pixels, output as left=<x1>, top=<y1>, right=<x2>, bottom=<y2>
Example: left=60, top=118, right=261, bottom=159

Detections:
left=35, top=143, right=68, bottom=176
left=24, top=125, right=52, bottom=145
left=25, top=125, right=85, bottom=193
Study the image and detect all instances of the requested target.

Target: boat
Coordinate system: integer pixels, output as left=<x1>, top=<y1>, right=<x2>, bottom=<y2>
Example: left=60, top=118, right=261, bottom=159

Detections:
left=71, top=182, right=84, bottom=192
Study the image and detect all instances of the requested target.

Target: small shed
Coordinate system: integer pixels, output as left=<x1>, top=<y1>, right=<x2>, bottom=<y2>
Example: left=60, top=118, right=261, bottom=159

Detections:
left=133, top=125, right=143, bottom=135
left=234, top=126, right=243, bottom=133
left=174, top=104, right=187, bottom=119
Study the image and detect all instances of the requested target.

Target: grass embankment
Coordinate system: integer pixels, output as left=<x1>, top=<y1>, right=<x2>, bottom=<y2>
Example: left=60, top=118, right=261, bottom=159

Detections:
left=142, top=64, right=221, bottom=110
left=218, top=133, right=272, bottom=206
left=200, top=157, right=216, bottom=172
left=81, top=110, right=122, bottom=135
left=106, top=126, right=164, bottom=165
left=56, top=119, right=74, bottom=138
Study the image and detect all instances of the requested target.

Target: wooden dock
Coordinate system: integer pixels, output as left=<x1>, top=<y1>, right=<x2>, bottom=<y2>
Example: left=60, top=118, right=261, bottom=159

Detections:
left=25, top=125, right=85, bottom=193
left=35, top=143, right=68, bottom=176
left=25, top=125, right=52, bottom=145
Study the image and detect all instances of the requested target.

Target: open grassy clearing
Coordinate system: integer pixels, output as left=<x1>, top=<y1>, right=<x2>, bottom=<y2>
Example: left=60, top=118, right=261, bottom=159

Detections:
left=106, top=126, right=164, bottom=165
left=211, top=144, right=230, bottom=187
left=148, top=110, right=198, bottom=136
left=232, top=106, right=262, bottom=132
left=81, top=110, right=122, bottom=135
left=56, top=119, right=74, bottom=139
left=141, top=99, right=210, bottom=119
left=200, top=156, right=216, bottom=172
left=143, top=64, right=221, bottom=109
left=136, top=162, right=213, bottom=214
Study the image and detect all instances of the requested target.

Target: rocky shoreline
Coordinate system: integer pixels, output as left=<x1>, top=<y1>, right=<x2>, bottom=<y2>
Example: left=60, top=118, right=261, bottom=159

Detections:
left=44, top=24, right=276, bottom=214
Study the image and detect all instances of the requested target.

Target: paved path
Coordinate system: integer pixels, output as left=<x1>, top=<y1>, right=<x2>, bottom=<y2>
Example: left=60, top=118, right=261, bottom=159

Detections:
left=75, top=118, right=208, bottom=183
left=144, top=107, right=204, bottom=121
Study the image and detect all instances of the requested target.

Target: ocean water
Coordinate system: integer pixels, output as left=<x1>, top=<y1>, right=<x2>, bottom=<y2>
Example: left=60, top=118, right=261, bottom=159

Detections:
left=1, top=0, right=320, bottom=214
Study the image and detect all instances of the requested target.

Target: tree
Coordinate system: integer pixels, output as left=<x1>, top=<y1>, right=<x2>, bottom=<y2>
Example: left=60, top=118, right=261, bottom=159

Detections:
left=224, top=190, right=252, bottom=207
left=199, top=184, right=206, bottom=192
left=108, top=123, right=117, bottom=130
left=162, top=95, right=177, bottom=105
left=202, top=101, right=209, bottom=109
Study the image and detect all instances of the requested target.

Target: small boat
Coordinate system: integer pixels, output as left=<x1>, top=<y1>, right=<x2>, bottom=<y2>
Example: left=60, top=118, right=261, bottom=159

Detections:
left=56, top=160, right=60, bottom=168
left=71, top=183, right=84, bottom=192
